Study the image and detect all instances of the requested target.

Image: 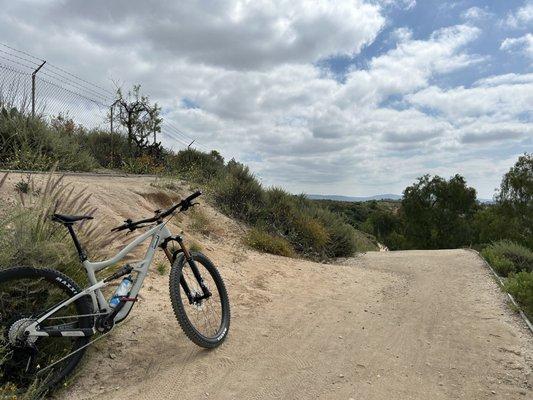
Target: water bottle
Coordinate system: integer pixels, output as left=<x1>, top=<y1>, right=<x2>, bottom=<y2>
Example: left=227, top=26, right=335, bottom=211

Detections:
left=109, top=276, right=133, bottom=308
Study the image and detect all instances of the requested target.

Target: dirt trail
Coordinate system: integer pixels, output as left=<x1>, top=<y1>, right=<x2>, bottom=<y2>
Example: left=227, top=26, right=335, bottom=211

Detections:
left=1, top=173, right=531, bottom=399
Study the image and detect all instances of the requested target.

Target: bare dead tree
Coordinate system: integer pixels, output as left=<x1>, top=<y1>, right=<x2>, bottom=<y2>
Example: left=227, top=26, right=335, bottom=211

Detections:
left=114, top=85, right=162, bottom=156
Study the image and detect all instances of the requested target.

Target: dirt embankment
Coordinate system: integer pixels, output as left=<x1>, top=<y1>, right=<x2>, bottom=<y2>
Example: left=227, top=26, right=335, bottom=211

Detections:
left=0, top=173, right=531, bottom=400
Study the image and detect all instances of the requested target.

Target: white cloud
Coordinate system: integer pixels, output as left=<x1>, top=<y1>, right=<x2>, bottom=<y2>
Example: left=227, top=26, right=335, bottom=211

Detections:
left=504, top=0, right=533, bottom=28
left=391, top=27, right=413, bottom=42
left=0, top=1, right=530, bottom=198
left=461, top=7, right=492, bottom=22
left=407, top=74, right=533, bottom=120
left=379, top=0, right=416, bottom=10
left=338, top=25, right=482, bottom=107
left=500, top=33, right=533, bottom=59
left=41, top=0, right=386, bottom=71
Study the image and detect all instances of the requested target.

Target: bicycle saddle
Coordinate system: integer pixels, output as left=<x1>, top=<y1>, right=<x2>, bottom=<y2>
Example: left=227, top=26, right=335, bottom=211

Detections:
left=51, top=214, right=94, bottom=224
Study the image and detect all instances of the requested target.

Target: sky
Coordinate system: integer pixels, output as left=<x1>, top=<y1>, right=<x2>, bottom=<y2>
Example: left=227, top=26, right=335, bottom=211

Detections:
left=0, top=0, right=532, bottom=198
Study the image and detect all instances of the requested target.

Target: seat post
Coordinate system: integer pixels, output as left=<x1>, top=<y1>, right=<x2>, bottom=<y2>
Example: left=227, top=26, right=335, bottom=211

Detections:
left=66, top=224, right=87, bottom=261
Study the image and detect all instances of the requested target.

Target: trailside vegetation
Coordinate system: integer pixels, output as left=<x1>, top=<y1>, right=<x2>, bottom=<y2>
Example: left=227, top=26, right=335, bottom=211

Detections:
left=313, top=154, right=533, bottom=319
left=0, top=101, right=377, bottom=260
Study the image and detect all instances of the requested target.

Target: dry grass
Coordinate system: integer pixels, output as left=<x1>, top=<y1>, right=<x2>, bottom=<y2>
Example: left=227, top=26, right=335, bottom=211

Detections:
left=0, top=169, right=125, bottom=278
left=244, top=228, right=295, bottom=258
left=139, top=191, right=180, bottom=209
left=150, top=178, right=181, bottom=192
left=187, top=207, right=218, bottom=237
left=189, top=240, right=203, bottom=253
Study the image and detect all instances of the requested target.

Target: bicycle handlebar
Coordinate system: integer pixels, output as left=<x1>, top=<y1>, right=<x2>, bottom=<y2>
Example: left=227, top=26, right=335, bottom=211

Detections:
left=111, top=190, right=202, bottom=232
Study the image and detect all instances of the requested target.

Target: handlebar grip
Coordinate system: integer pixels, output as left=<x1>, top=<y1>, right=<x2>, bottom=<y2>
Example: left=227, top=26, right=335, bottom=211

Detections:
left=111, top=219, right=132, bottom=232
left=184, top=190, right=202, bottom=204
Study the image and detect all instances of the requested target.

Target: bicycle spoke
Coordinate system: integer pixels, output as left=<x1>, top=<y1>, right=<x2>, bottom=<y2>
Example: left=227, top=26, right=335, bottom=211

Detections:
left=0, top=271, right=91, bottom=390
left=179, top=260, right=224, bottom=338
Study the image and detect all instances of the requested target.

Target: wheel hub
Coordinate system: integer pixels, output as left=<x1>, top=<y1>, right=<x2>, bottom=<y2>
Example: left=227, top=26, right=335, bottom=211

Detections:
left=191, top=292, right=205, bottom=310
left=8, top=318, right=38, bottom=347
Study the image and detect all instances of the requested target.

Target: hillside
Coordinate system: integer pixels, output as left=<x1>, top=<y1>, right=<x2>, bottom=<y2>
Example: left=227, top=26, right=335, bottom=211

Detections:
left=307, top=194, right=402, bottom=202
left=1, top=173, right=531, bottom=399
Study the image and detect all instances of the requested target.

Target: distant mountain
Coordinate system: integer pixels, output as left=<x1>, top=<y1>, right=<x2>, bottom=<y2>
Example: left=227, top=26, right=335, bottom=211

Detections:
left=308, top=194, right=495, bottom=204
left=479, top=198, right=495, bottom=204
left=307, top=194, right=402, bottom=202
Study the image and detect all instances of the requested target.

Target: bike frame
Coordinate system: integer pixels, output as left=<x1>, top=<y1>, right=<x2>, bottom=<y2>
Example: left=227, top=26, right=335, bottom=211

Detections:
left=25, top=222, right=173, bottom=338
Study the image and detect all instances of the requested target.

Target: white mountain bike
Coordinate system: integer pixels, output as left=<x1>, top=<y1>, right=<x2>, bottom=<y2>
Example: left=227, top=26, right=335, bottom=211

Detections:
left=0, top=191, right=230, bottom=391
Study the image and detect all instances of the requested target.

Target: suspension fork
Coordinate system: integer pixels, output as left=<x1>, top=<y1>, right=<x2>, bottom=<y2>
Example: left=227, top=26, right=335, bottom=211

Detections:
left=161, top=236, right=211, bottom=303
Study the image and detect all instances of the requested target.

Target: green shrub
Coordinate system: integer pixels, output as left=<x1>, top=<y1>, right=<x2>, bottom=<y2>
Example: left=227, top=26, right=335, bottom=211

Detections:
left=352, top=230, right=379, bottom=253
left=481, top=240, right=533, bottom=276
left=156, top=262, right=167, bottom=276
left=15, top=178, right=30, bottom=194
left=0, top=106, right=96, bottom=171
left=244, top=228, right=295, bottom=257
left=384, top=231, right=408, bottom=250
left=311, top=208, right=360, bottom=257
left=122, top=154, right=164, bottom=174
left=261, top=187, right=298, bottom=234
left=291, top=213, right=329, bottom=256
left=166, top=149, right=225, bottom=183
left=212, top=161, right=264, bottom=222
left=77, top=130, right=129, bottom=169
left=504, top=271, right=533, bottom=319
left=482, top=249, right=516, bottom=276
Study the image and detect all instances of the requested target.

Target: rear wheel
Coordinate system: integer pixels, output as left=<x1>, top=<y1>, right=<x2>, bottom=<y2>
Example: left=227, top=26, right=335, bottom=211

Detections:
left=0, top=267, right=93, bottom=392
left=169, top=252, right=230, bottom=348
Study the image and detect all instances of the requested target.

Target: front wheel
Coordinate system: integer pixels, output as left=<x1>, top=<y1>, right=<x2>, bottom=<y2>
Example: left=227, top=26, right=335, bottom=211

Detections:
left=169, top=252, right=230, bottom=348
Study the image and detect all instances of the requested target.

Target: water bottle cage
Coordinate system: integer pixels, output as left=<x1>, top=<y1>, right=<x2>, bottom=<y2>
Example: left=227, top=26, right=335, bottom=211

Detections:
left=119, top=296, right=138, bottom=302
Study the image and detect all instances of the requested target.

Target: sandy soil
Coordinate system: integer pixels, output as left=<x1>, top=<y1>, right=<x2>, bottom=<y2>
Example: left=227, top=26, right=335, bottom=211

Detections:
left=1, top=172, right=532, bottom=399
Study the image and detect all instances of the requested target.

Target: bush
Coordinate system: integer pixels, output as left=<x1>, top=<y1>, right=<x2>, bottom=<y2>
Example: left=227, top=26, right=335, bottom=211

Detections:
left=312, top=208, right=360, bottom=257
left=0, top=106, right=96, bottom=171
left=244, top=228, right=295, bottom=258
left=353, top=230, right=379, bottom=253
left=291, top=213, right=329, bottom=256
left=212, top=161, right=264, bottom=222
left=261, top=187, right=298, bottom=234
left=122, top=154, right=164, bottom=174
left=482, top=250, right=516, bottom=276
left=384, top=231, right=408, bottom=250
left=504, top=271, right=533, bottom=319
left=166, top=149, right=225, bottom=183
left=481, top=240, right=533, bottom=277
left=77, top=130, right=129, bottom=169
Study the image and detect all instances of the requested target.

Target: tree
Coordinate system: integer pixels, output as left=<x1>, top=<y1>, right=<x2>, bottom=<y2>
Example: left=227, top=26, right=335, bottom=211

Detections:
left=495, top=153, right=533, bottom=248
left=114, top=85, right=162, bottom=156
left=401, top=174, right=478, bottom=249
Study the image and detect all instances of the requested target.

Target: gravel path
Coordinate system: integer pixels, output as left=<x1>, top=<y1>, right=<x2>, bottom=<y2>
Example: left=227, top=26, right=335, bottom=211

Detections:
left=64, top=250, right=532, bottom=400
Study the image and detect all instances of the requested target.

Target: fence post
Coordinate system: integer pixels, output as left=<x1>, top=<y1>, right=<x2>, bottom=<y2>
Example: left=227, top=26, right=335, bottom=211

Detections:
left=31, top=61, right=46, bottom=117
left=110, top=99, right=120, bottom=167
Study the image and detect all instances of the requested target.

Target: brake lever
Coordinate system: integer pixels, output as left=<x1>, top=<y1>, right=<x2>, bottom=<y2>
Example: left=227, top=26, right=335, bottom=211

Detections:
left=180, top=201, right=200, bottom=213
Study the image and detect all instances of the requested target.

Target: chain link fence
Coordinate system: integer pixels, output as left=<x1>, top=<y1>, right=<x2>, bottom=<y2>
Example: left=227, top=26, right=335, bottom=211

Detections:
left=0, top=43, right=209, bottom=151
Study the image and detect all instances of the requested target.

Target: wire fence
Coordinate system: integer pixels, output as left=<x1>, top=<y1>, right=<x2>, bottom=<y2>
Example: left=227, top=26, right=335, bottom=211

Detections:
left=0, top=42, right=210, bottom=152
